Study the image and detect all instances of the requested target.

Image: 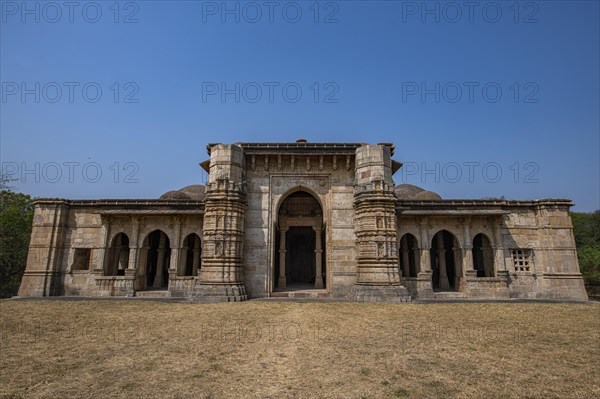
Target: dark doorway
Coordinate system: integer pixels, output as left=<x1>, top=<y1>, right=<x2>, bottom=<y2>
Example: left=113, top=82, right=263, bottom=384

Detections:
left=430, top=230, right=458, bottom=290
left=144, top=230, right=171, bottom=289
left=286, top=227, right=316, bottom=285
left=473, top=233, right=494, bottom=277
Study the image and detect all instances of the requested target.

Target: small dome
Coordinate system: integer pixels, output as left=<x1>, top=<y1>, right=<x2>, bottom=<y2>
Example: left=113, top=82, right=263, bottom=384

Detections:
left=394, top=184, right=441, bottom=200
left=413, top=190, right=442, bottom=200
left=159, top=190, right=191, bottom=200
left=394, top=184, right=425, bottom=199
left=179, top=185, right=205, bottom=201
left=159, top=184, right=206, bottom=201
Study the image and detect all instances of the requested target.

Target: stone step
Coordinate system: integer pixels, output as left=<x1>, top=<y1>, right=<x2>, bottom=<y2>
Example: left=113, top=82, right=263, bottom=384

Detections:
left=271, top=290, right=330, bottom=299
left=433, top=291, right=467, bottom=300
left=135, top=290, right=169, bottom=298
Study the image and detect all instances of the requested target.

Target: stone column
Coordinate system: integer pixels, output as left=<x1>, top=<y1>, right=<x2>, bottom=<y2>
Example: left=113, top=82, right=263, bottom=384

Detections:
left=437, top=235, right=450, bottom=290
left=153, top=234, right=166, bottom=289
left=192, top=237, right=201, bottom=276
left=350, top=144, right=409, bottom=303
left=482, top=243, right=494, bottom=277
left=118, top=246, right=129, bottom=271
left=110, top=243, right=120, bottom=275
left=194, top=144, right=248, bottom=302
left=95, top=217, right=110, bottom=275
left=493, top=217, right=507, bottom=275
left=126, top=217, right=140, bottom=277
left=417, top=217, right=431, bottom=273
left=170, top=217, right=182, bottom=277
left=400, top=235, right=410, bottom=278
left=136, top=245, right=149, bottom=290
left=461, top=218, right=476, bottom=279
left=414, top=217, right=433, bottom=299
left=314, top=225, right=324, bottom=289
left=278, top=227, right=287, bottom=289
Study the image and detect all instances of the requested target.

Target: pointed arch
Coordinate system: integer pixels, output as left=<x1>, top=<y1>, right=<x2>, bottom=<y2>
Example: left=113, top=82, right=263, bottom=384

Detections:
left=105, top=232, right=129, bottom=276
left=181, top=233, right=202, bottom=276
left=274, top=189, right=325, bottom=290
left=399, top=233, right=420, bottom=278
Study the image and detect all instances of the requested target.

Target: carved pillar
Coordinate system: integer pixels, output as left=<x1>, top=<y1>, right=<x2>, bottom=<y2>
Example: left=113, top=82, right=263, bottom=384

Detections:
left=415, top=217, right=433, bottom=299
left=118, top=246, right=129, bottom=271
left=153, top=234, right=167, bottom=289
left=350, top=144, right=410, bottom=302
left=192, top=236, right=201, bottom=276
left=400, top=235, right=410, bottom=278
left=194, top=144, right=248, bottom=302
left=278, top=225, right=287, bottom=289
left=417, top=217, right=431, bottom=272
left=126, top=217, right=139, bottom=277
left=412, top=243, right=421, bottom=274
left=437, top=235, right=450, bottom=290
left=493, top=216, right=507, bottom=275
left=461, top=218, right=476, bottom=279
left=314, top=225, right=324, bottom=289
left=97, top=217, right=111, bottom=275
left=169, top=217, right=182, bottom=276
left=136, top=245, right=149, bottom=290
left=110, top=241, right=120, bottom=275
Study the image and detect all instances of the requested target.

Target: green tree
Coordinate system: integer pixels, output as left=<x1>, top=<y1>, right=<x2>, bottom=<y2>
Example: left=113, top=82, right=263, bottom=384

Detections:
left=571, top=211, right=600, bottom=285
left=0, top=190, right=34, bottom=297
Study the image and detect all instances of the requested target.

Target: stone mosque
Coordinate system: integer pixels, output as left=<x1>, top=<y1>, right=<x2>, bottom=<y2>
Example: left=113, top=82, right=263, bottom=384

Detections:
left=18, top=141, right=588, bottom=301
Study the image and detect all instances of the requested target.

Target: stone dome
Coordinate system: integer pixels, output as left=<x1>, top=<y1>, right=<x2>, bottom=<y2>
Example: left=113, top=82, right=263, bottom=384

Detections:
left=159, top=185, right=206, bottom=201
left=413, top=190, right=442, bottom=200
left=394, top=184, right=441, bottom=200
left=179, top=185, right=206, bottom=201
left=159, top=190, right=192, bottom=200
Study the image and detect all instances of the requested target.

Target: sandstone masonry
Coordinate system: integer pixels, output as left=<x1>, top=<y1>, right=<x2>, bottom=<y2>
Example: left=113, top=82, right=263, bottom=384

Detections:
left=17, top=142, right=589, bottom=302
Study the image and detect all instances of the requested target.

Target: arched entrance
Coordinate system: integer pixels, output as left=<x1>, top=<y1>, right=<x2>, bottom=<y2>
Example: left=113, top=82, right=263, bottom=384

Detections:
left=399, top=233, right=419, bottom=278
left=430, top=230, right=460, bottom=291
left=139, top=230, right=171, bottom=290
left=275, top=190, right=325, bottom=290
left=181, top=233, right=202, bottom=276
left=105, top=233, right=129, bottom=276
left=473, top=233, right=494, bottom=277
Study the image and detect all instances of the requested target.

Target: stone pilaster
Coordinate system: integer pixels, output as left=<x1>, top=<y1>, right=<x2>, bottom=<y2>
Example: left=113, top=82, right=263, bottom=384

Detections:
left=460, top=218, right=476, bottom=278
left=193, top=144, right=248, bottom=302
left=278, top=224, right=288, bottom=289
left=18, top=200, right=69, bottom=297
left=95, top=216, right=110, bottom=275
left=350, top=144, right=410, bottom=302
left=415, top=217, right=434, bottom=299
left=126, top=217, right=140, bottom=278
left=493, top=216, right=509, bottom=280
left=314, top=225, right=324, bottom=289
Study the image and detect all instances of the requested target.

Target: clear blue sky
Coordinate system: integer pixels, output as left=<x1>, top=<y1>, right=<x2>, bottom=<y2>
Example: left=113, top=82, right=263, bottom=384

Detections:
left=1, top=0, right=599, bottom=211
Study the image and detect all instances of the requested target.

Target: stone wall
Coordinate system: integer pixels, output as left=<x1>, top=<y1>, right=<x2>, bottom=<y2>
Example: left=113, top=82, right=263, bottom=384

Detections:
left=18, top=199, right=204, bottom=298
left=396, top=199, right=587, bottom=301
left=242, top=147, right=357, bottom=299
left=17, top=143, right=588, bottom=303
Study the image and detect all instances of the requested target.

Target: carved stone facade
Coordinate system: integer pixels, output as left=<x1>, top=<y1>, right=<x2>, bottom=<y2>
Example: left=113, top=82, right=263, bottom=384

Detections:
left=18, top=141, right=589, bottom=302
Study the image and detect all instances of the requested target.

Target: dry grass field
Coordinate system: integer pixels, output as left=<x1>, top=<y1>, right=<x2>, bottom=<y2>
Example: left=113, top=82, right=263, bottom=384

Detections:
left=1, top=300, right=599, bottom=399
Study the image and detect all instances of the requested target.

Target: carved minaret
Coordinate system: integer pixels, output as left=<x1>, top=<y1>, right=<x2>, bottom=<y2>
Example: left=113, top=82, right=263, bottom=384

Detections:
left=350, top=144, right=410, bottom=302
left=192, top=144, right=248, bottom=302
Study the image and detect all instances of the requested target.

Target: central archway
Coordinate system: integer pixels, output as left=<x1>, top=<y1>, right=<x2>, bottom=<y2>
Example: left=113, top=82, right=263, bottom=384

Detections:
left=138, top=230, right=171, bottom=291
left=275, top=190, right=325, bottom=290
left=430, top=230, right=460, bottom=291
